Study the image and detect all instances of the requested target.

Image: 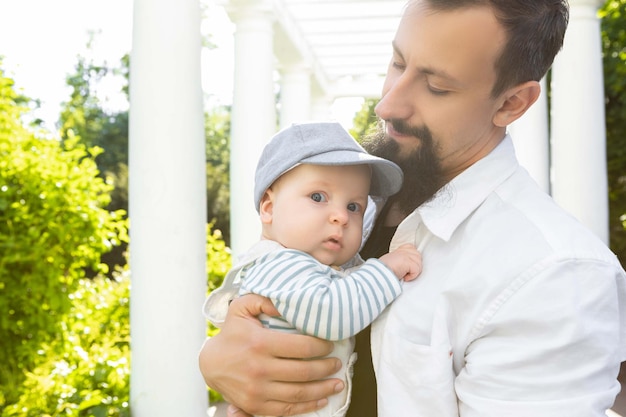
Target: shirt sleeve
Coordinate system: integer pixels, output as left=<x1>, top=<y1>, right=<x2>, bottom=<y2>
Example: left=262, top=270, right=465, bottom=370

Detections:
left=240, top=249, right=403, bottom=341
left=455, top=257, right=626, bottom=417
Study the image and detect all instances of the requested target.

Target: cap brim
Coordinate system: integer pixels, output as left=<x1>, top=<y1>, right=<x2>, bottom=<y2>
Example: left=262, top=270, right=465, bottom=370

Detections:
left=302, top=150, right=403, bottom=197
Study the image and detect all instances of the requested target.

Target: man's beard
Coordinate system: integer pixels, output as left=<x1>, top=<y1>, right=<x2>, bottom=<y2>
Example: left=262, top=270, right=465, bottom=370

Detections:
left=362, top=120, right=446, bottom=216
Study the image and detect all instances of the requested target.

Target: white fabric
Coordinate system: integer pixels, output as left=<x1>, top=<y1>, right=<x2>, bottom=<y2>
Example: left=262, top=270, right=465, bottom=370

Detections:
left=203, top=240, right=283, bottom=327
left=371, top=135, right=626, bottom=417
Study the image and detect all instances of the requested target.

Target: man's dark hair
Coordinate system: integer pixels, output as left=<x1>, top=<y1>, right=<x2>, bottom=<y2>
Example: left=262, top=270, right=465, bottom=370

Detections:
left=422, top=0, right=569, bottom=96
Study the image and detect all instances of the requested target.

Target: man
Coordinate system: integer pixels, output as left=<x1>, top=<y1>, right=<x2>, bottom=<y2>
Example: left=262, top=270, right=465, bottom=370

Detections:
left=199, top=1, right=626, bottom=416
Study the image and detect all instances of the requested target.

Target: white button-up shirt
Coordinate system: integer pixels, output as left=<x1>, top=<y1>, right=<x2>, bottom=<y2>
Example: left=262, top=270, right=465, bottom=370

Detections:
left=370, top=136, right=626, bottom=417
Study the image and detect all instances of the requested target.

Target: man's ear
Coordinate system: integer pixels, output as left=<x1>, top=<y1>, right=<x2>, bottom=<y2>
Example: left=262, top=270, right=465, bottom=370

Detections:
left=259, top=190, right=274, bottom=225
left=493, top=80, right=541, bottom=127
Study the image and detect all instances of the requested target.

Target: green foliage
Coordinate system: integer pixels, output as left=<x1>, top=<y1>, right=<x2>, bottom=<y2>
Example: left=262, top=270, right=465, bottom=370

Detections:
left=59, top=55, right=108, bottom=148
left=2, top=272, right=131, bottom=417
left=206, top=223, right=232, bottom=294
left=59, top=49, right=129, bottom=213
left=0, top=220, right=230, bottom=415
left=600, top=0, right=626, bottom=267
left=0, top=67, right=28, bottom=133
left=205, top=224, right=231, bottom=404
left=61, top=47, right=232, bottom=250
left=0, top=65, right=128, bottom=404
left=205, top=107, right=231, bottom=245
left=59, top=47, right=130, bottom=274
left=205, top=221, right=230, bottom=401
left=349, top=98, right=379, bottom=144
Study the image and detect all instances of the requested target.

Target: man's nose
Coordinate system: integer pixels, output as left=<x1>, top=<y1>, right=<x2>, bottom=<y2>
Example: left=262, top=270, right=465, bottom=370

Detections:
left=376, top=73, right=416, bottom=121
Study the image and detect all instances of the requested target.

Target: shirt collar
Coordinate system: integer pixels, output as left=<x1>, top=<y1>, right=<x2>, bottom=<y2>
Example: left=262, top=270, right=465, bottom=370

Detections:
left=415, top=134, right=519, bottom=242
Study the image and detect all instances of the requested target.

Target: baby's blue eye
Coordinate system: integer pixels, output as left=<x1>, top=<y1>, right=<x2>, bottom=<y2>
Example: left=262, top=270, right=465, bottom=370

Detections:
left=347, top=202, right=360, bottom=213
left=310, top=192, right=325, bottom=202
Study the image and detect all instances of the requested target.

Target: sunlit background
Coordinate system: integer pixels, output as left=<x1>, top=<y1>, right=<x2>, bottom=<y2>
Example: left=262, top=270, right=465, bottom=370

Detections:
left=0, top=0, right=363, bottom=132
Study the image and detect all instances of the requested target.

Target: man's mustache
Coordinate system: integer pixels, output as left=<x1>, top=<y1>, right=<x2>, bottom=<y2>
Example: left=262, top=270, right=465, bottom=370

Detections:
left=385, top=119, right=433, bottom=144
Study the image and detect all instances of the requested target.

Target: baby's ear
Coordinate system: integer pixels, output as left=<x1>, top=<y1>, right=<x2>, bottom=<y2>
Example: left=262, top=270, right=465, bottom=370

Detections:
left=493, top=80, right=541, bottom=127
left=259, top=190, right=274, bottom=224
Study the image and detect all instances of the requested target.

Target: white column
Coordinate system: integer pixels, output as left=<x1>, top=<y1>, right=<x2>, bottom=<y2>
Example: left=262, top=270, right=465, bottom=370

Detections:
left=227, top=0, right=277, bottom=258
left=550, top=0, right=608, bottom=243
left=129, top=0, right=208, bottom=415
left=279, top=62, right=311, bottom=128
left=509, top=78, right=550, bottom=193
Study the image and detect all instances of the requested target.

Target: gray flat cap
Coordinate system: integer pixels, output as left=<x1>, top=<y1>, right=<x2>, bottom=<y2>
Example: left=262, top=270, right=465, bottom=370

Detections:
left=254, top=122, right=403, bottom=211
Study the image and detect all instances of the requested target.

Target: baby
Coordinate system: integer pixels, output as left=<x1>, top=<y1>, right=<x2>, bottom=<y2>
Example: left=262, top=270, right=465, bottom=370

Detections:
left=204, top=122, right=422, bottom=417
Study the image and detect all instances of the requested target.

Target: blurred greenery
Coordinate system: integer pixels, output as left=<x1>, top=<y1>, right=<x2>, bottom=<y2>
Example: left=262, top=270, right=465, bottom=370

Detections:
left=601, top=0, right=626, bottom=268
left=59, top=49, right=233, bottom=274
left=205, top=108, right=232, bottom=247
left=0, top=63, right=128, bottom=408
left=59, top=50, right=130, bottom=277
left=2, top=271, right=131, bottom=417
left=205, top=225, right=232, bottom=404
left=1, top=222, right=229, bottom=415
left=0, top=59, right=230, bottom=414
left=349, top=97, right=379, bottom=144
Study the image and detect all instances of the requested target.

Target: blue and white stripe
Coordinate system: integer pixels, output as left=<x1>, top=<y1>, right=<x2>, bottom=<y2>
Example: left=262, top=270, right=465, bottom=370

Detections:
left=240, top=248, right=403, bottom=341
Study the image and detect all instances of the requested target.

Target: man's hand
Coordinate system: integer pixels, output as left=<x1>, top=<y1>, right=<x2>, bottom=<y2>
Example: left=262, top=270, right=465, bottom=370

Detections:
left=198, top=294, right=345, bottom=416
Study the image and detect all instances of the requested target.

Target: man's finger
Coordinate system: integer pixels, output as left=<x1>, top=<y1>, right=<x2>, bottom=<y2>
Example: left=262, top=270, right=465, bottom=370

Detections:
left=238, top=397, right=331, bottom=417
left=265, top=356, right=342, bottom=382
left=259, top=378, right=345, bottom=404
left=262, top=331, right=335, bottom=360
left=226, top=404, right=252, bottom=417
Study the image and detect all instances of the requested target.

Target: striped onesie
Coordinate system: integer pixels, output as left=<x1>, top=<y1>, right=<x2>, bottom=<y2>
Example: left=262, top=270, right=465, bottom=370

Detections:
left=235, top=239, right=403, bottom=417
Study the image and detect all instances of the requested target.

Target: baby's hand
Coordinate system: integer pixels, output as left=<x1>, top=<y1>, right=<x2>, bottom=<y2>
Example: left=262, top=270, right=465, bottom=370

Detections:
left=379, top=243, right=422, bottom=282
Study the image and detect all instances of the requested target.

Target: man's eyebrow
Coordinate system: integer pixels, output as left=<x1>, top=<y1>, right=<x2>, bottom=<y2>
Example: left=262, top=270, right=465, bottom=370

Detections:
left=391, top=40, right=462, bottom=85
left=391, top=41, right=405, bottom=62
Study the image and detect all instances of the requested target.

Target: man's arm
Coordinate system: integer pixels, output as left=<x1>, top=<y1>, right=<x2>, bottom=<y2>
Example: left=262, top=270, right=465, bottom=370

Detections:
left=198, top=294, right=345, bottom=417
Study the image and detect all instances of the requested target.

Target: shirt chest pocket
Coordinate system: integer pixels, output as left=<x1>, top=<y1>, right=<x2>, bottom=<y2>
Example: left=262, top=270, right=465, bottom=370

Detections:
left=375, top=335, right=459, bottom=417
